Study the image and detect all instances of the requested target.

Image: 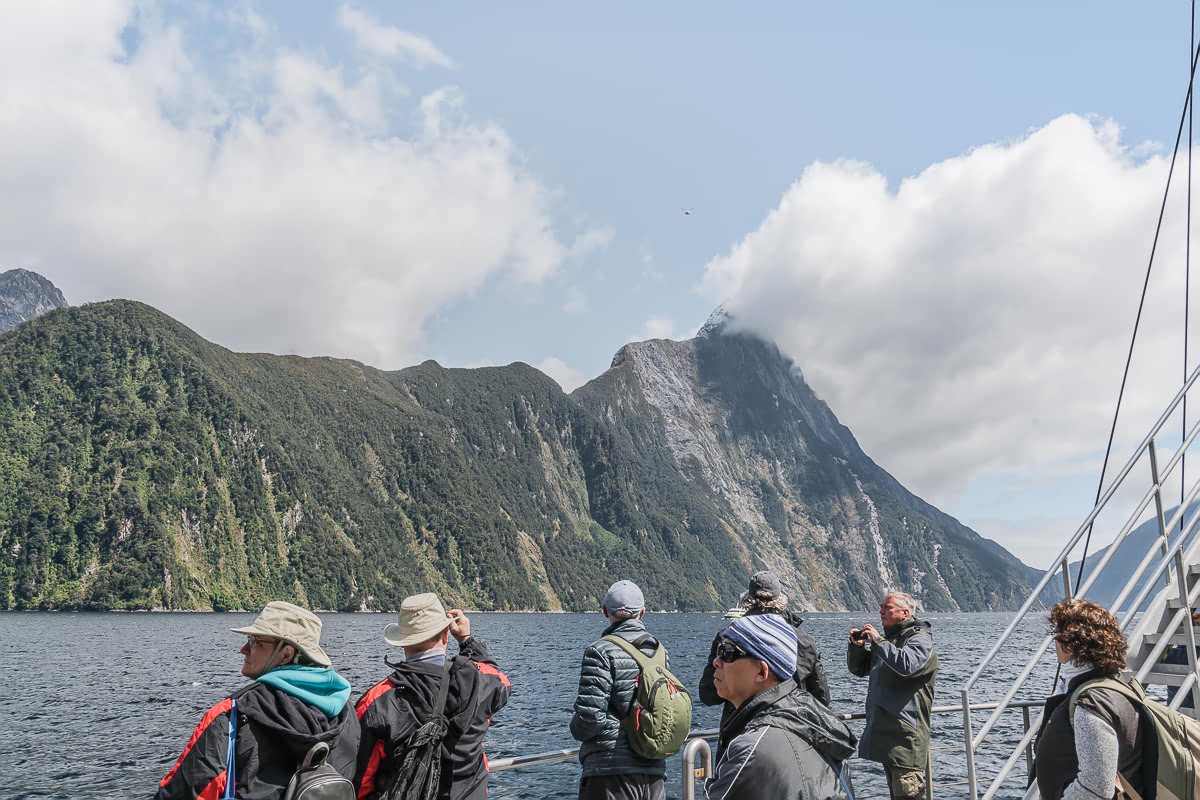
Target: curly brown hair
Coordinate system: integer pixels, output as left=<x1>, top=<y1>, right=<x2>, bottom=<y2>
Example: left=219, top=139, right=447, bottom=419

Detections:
left=1049, top=599, right=1127, bottom=675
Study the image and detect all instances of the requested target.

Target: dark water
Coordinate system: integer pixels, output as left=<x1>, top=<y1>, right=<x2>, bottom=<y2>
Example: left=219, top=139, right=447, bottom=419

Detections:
left=2, top=611, right=1070, bottom=799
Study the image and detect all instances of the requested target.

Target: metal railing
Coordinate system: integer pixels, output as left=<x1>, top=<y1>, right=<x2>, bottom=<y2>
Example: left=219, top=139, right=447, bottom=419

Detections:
left=489, top=700, right=1043, bottom=799
left=960, top=359, right=1200, bottom=800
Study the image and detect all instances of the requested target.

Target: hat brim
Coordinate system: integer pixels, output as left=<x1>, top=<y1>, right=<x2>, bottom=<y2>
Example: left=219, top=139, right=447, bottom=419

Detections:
left=383, top=619, right=452, bottom=647
left=231, top=624, right=332, bottom=667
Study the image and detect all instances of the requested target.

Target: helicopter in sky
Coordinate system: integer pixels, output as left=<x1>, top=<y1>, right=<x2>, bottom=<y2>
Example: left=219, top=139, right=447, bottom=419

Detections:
left=680, top=208, right=694, bottom=215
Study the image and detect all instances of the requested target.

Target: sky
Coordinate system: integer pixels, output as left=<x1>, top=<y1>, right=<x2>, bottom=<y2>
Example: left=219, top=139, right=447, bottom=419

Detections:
left=2, top=1, right=1199, bottom=570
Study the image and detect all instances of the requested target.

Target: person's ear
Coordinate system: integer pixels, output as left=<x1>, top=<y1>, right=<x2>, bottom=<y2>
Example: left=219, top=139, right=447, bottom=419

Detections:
left=441, top=627, right=451, bottom=645
left=757, top=661, right=771, bottom=684
left=282, top=644, right=297, bottom=666
left=637, top=609, right=646, bottom=619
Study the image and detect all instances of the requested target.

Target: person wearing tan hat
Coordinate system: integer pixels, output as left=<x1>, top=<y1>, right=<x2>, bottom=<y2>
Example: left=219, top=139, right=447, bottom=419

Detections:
left=354, top=593, right=511, bottom=800
left=156, top=601, right=360, bottom=800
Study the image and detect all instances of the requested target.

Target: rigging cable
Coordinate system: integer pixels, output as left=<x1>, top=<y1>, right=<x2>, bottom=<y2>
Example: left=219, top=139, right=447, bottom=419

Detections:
left=1186, top=0, right=1194, bottom=534
left=1073, top=29, right=1200, bottom=592
left=1051, top=7, right=1200, bottom=698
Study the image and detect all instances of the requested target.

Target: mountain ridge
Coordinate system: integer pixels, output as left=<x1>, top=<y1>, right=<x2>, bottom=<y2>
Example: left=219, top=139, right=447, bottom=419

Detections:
left=0, top=290, right=1037, bottom=612
left=0, top=268, right=69, bottom=333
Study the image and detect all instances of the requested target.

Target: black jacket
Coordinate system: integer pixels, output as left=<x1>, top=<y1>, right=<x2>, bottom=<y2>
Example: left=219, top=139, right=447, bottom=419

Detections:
left=156, top=678, right=359, bottom=800
left=705, top=679, right=857, bottom=800
left=700, top=608, right=830, bottom=707
left=354, top=637, right=511, bottom=800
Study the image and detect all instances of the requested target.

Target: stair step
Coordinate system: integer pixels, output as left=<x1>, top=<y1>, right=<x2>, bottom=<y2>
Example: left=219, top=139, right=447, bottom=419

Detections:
left=1152, top=663, right=1195, bottom=674
left=1142, top=669, right=1195, bottom=686
left=1145, top=632, right=1200, bottom=646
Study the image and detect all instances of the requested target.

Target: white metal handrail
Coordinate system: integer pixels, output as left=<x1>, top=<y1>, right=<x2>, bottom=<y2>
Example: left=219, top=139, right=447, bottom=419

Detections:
left=960, top=359, right=1200, bottom=800
left=491, top=701, right=1043, bottom=800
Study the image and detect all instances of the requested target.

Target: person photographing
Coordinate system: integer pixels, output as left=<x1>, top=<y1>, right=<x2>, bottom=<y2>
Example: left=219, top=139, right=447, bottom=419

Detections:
left=847, top=592, right=937, bottom=800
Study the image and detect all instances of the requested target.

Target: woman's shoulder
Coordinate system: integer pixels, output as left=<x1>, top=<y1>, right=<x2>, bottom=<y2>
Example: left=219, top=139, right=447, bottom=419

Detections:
left=1074, top=679, right=1138, bottom=728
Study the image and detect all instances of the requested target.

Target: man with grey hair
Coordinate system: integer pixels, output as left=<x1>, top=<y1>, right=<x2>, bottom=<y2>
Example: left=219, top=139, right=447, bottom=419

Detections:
left=570, top=579, right=668, bottom=800
left=848, top=591, right=937, bottom=800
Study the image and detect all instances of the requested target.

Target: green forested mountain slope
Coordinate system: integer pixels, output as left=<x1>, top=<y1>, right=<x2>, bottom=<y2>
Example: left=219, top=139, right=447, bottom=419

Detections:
left=0, top=300, right=1035, bottom=611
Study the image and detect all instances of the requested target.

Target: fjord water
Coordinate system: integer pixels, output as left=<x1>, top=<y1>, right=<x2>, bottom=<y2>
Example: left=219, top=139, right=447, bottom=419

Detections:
left=3, top=612, right=1062, bottom=799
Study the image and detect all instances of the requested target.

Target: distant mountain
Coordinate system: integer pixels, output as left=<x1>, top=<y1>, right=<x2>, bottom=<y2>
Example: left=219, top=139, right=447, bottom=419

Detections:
left=1050, top=502, right=1200, bottom=608
left=0, top=301, right=1037, bottom=611
left=0, top=269, right=68, bottom=333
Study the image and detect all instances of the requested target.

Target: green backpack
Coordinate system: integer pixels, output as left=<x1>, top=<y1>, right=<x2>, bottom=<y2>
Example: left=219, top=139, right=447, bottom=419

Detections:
left=602, top=634, right=693, bottom=760
left=1069, top=676, right=1200, bottom=800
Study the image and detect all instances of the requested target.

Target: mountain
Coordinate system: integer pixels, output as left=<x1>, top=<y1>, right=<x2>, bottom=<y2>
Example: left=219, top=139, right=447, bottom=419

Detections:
left=572, top=312, right=1038, bottom=612
left=1048, top=502, right=1200, bottom=608
left=0, top=269, right=68, bottom=333
left=0, top=301, right=1037, bottom=611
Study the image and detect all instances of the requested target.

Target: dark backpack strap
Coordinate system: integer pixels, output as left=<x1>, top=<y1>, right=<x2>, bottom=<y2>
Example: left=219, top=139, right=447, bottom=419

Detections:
left=432, top=656, right=454, bottom=721
left=630, top=634, right=654, bottom=648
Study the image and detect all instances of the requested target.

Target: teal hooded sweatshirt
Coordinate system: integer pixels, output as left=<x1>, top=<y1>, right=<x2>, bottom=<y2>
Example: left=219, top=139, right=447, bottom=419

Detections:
left=257, top=665, right=352, bottom=718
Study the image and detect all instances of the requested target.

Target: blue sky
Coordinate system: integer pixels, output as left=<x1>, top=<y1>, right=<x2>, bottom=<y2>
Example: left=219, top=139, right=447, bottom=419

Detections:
left=3, top=1, right=1198, bottom=569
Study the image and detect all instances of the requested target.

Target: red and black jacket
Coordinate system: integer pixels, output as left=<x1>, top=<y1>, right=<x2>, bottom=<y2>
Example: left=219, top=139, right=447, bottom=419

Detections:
left=354, top=637, right=511, bottom=800
left=156, top=680, right=360, bottom=800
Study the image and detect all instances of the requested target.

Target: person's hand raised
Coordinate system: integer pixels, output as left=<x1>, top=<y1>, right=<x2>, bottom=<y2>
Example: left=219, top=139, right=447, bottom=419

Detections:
left=448, top=608, right=471, bottom=642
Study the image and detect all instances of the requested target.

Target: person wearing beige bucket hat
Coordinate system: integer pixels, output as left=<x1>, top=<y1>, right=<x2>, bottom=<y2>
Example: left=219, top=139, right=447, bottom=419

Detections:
left=231, top=600, right=333, bottom=675
left=354, top=593, right=511, bottom=800
left=156, top=601, right=360, bottom=800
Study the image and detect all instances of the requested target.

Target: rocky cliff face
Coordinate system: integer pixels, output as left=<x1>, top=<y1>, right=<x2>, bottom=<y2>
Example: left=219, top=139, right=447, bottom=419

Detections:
left=0, top=269, right=68, bottom=333
left=572, top=313, right=1035, bottom=612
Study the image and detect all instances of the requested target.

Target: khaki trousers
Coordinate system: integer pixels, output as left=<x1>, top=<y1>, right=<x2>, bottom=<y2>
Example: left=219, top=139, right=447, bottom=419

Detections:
left=885, top=764, right=927, bottom=800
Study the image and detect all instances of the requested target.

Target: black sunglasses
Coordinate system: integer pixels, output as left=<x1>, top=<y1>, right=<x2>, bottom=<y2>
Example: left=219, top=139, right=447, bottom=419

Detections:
left=716, top=641, right=753, bottom=663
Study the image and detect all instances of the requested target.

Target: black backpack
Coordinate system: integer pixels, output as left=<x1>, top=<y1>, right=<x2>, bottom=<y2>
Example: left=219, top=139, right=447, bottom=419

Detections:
left=382, top=658, right=455, bottom=800
left=283, top=742, right=355, bottom=800
left=225, top=698, right=354, bottom=800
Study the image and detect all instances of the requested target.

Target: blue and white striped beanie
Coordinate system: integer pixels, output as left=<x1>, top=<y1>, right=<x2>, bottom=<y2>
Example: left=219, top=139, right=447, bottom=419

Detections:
left=724, top=614, right=798, bottom=680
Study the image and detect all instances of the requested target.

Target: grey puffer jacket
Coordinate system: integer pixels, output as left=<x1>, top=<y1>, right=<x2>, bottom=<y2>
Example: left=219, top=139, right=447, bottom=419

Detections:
left=569, top=618, right=667, bottom=778
left=705, top=679, right=857, bottom=800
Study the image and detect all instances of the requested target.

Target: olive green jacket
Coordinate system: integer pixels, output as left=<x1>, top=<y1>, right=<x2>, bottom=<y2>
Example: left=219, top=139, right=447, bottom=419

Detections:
left=847, top=617, right=937, bottom=770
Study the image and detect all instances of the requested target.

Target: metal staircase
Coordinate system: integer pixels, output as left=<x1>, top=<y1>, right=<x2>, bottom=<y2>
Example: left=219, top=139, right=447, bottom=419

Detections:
left=959, top=361, right=1200, bottom=800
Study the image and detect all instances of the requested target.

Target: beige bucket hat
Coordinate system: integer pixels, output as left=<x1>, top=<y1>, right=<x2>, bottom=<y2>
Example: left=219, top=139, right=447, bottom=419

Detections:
left=384, top=592, right=452, bottom=647
left=231, top=601, right=331, bottom=667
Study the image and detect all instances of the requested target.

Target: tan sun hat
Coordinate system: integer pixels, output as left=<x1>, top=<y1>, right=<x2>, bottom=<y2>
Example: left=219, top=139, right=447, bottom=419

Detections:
left=231, top=601, right=331, bottom=667
left=384, top=592, right=452, bottom=647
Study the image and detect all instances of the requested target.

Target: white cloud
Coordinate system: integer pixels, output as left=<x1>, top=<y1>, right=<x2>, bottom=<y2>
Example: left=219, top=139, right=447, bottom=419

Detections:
left=702, top=114, right=1191, bottom=507
left=563, top=287, right=588, bottom=314
left=632, top=316, right=689, bottom=342
left=336, top=5, right=455, bottom=69
left=0, top=1, right=564, bottom=368
left=568, top=226, right=615, bottom=262
left=534, top=357, right=586, bottom=393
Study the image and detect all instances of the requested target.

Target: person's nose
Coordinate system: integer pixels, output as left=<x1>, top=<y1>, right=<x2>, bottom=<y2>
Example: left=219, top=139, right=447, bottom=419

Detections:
left=240, top=643, right=251, bottom=656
